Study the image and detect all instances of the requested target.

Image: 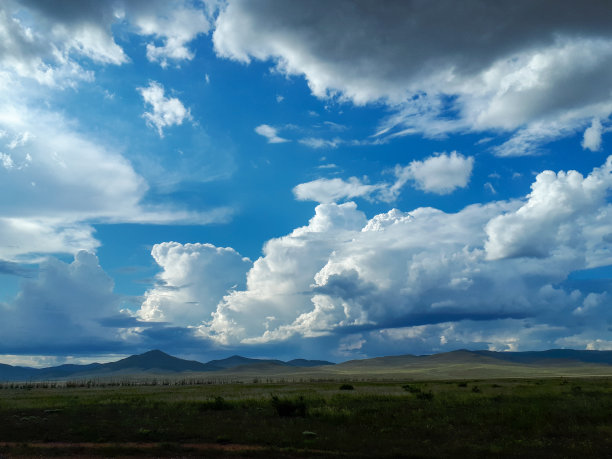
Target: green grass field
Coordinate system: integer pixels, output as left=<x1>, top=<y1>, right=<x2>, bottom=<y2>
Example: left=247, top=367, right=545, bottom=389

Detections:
left=1, top=377, right=612, bottom=457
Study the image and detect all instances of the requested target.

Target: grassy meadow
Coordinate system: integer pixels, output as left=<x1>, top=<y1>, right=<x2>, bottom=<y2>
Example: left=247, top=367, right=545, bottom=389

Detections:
left=1, top=377, right=612, bottom=457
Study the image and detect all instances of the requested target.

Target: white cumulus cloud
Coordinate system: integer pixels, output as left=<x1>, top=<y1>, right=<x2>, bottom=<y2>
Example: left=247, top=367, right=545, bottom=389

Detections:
left=294, top=152, right=473, bottom=204
left=255, top=124, right=289, bottom=143
left=0, top=0, right=217, bottom=87
left=138, top=242, right=252, bottom=326
left=485, top=156, right=612, bottom=261
left=139, top=81, right=192, bottom=137
left=135, top=155, right=612, bottom=357
left=395, top=151, right=474, bottom=195
left=0, top=90, right=226, bottom=262
left=132, top=1, right=214, bottom=67
left=582, top=118, right=604, bottom=152
left=293, top=177, right=381, bottom=203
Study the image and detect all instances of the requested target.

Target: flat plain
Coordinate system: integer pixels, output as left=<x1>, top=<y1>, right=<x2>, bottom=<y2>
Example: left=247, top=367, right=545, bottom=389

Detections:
left=1, top=376, right=612, bottom=457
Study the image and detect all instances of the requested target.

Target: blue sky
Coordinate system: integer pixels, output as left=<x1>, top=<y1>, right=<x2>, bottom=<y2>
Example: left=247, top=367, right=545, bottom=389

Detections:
left=1, top=0, right=612, bottom=366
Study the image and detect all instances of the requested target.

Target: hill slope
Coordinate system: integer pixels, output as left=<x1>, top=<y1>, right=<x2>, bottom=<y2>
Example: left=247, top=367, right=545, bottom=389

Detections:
left=473, top=349, right=612, bottom=365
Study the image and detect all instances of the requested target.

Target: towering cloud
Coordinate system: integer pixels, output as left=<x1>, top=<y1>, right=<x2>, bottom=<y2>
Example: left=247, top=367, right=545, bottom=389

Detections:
left=0, top=252, right=122, bottom=353
left=134, top=157, right=612, bottom=357
left=139, top=242, right=252, bottom=326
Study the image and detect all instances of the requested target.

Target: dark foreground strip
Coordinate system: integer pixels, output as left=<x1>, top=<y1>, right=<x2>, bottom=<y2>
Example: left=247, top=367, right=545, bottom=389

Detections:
left=0, top=441, right=266, bottom=457
left=0, top=441, right=264, bottom=450
left=0, top=441, right=347, bottom=458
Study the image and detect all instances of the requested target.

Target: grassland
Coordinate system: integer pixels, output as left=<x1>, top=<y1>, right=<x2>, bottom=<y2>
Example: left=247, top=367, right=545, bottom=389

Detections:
left=1, top=377, right=612, bottom=457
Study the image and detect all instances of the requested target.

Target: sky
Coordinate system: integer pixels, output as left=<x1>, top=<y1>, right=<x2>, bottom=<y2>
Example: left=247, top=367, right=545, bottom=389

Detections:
left=1, top=0, right=612, bottom=367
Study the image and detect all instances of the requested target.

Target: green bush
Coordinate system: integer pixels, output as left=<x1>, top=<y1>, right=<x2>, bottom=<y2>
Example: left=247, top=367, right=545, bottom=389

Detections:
left=270, top=395, right=307, bottom=417
left=339, top=384, right=354, bottom=391
left=402, top=384, right=422, bottom=394
left=197, top=396, right=232, bottom=412
left=416, top=391, right=434, bottom=401
left=571, top=385, right=582, bottom=395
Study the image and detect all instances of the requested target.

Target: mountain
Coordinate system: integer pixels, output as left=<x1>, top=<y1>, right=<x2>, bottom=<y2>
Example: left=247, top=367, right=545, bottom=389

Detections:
left=334, top=349, right=612, bottom=369
left=0, top=350, right=335, bottom=382
left=202, top=355, right=286, bottom=371
left=325, top=349, right=612, bottom=380
left=0, top=350, right=209, bottom=381
left=2, top=349, right=612, bottom=382
left=101, top=350, right=209, bottom=373
left=36, top=363, right=104, bottom=380
left=0, top=363, right=38, bottom=381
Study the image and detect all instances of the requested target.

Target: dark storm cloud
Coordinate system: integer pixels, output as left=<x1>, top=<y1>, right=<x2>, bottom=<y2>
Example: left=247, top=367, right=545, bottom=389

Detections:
left=214, top=0, right=612, bottom=97
left=214, top=0, right=612, bottom=152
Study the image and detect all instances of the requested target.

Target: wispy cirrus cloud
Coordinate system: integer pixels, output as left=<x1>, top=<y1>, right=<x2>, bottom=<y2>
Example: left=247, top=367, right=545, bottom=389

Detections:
left=298, top=137, right=341, bottom=149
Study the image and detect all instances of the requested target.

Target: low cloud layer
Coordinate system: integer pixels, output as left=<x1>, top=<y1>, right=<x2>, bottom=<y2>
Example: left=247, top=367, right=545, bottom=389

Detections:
left=2, top=157, right=612, bottom=359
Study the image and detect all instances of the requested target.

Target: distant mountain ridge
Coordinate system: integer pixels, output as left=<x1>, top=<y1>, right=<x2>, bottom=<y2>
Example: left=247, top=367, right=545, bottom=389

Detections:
left=2, top=349, right=612, bottom=382
left=0, top=350, right=335, bottom=382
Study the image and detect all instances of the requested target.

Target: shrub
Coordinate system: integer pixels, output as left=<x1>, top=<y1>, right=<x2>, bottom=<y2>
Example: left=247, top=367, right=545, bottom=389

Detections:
left=571, top=385, right=582, bottom=395
left=472, top=386, right=481, bottom=393
left=212, top=396, right=231, bottom=410
left=416, top=391, right=434, bottom=401
left=270, top=395, right=307, bottom=417
left=457, top=382, right=468, bottom=388
left=402, top=384, right=422, bottom=394
left=339, top=384, right=354, bottom=390
left=197, top=396, right=232, bottom=412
